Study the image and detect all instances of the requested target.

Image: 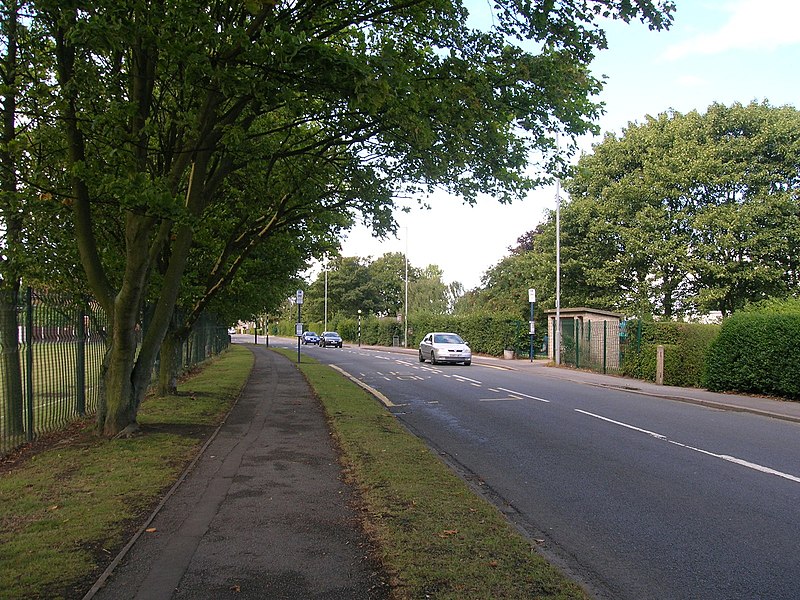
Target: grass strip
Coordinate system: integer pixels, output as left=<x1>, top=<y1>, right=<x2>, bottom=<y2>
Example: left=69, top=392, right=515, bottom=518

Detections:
left=0, top=345, right=254, bottom=600
left=284, top=350, right=588, bottom=600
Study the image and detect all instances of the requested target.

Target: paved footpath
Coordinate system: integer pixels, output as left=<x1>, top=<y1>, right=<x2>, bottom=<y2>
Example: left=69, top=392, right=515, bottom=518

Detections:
left=87, top=345, right=387, bottom=600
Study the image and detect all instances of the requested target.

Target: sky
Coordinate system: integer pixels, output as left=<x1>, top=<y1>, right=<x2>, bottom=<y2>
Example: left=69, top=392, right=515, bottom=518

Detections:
left=337, top=0, right=800, bottom=291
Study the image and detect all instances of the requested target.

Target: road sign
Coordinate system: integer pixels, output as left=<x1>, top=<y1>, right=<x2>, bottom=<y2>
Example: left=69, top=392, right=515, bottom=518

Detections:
left=296, top=289, right=304, bottom=305
left=295, top=322, right=303, bottom=336
left=528, top=288, right=536, bottom=303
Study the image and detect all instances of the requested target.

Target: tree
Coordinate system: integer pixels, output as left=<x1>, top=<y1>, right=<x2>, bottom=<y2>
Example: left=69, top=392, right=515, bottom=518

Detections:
left=21, top=0, right=674, bottom=436
left=0, top=1, right=65, bottom=436
left=0, top=0, right=26, bottom=437
left=562, top=101, right=800, bottom=317
left=409, top=264, right=458, bottom=315
left=455, top=222, right=557, bottom=319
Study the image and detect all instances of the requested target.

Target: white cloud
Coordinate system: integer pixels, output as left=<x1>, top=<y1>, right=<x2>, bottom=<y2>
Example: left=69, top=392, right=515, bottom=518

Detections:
left=664, top=0, right=800, bottom=60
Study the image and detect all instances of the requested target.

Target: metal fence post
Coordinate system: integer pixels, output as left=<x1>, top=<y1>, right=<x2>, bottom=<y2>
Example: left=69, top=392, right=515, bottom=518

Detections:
left=603, top=321, right=608, bottom=374
left=76, top=301, right=86, bottom=416
left=25, top=287, right=34, bottom=441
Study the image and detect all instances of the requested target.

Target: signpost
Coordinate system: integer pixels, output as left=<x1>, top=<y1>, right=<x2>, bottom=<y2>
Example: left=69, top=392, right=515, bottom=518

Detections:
left=296, top=289, right=304, bottom=363
left=528, top=288, right=536, bottom=362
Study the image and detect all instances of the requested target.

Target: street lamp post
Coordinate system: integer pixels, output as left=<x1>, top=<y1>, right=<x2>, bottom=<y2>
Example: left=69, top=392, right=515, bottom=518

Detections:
left=555, top=144, right=562, bottom=365
left=404, top=226, right=409, bottom=347
left=323, top=256, right=328, bottom=332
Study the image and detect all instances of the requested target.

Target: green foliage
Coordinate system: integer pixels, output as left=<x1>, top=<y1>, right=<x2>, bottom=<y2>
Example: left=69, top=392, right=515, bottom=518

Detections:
left=704, top=302, right=800, bottom=399
left=622, top=321, right=720, bottom=387
left=303, top=253, right=456, bottom=324
left=11, top=0, right=676, bottom=433
left=468, top=101, right=800, bottom=321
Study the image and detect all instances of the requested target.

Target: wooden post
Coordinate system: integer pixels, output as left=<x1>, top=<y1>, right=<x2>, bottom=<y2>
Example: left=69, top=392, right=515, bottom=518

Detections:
left=656, top=344, right=664, bottom=385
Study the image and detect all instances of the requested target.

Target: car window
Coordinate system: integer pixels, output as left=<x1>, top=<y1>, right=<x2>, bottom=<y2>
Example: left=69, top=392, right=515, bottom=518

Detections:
left=436, top=334, right=463, bottom=344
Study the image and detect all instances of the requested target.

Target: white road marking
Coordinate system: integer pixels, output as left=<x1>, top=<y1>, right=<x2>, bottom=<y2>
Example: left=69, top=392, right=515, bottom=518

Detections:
left=575, top=409, right=800, bottom=484
left=453, top=375, right=482, bottom=385
left=497, top=387, right=550, bottom=403
left=575, top=409, right=667, bottom=439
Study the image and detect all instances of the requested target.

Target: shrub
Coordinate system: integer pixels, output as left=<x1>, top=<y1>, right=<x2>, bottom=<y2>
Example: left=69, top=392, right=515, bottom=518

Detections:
left=703, top=303, right=800, bottom=399
left=622, top=320, right=720, bottom=387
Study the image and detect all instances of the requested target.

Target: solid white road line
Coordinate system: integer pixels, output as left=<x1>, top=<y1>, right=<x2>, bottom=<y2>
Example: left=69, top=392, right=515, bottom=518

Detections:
left=575, top=409, right=800, bottom=484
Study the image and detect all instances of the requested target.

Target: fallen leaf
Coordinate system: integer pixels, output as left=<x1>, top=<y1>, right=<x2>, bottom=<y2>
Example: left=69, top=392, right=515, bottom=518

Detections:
left=230, top=584, right=241, bottom=592
left=145, top=528, right=157, bottom=533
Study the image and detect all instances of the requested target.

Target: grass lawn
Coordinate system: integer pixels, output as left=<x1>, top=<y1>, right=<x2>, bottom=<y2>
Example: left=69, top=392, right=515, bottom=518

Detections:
left=0, top=345, right=254, bottom=600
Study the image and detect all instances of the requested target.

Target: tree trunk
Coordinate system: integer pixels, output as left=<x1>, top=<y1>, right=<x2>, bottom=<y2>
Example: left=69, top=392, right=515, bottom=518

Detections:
left=98, top=296, right=142, bottom=436
left=0, top=281, right=24, bottom=437
left=157, top=331, right=181, bottom=396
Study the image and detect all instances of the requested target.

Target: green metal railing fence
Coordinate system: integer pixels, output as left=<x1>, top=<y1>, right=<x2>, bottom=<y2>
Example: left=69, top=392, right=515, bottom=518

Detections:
left=559, top=318, right=627, bottom=375
left=0, top=288, right=229, bottom=456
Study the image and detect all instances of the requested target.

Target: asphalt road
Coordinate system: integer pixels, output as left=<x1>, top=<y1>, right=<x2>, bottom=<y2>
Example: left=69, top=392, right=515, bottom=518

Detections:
left=280, top=338, right=800, bottom=600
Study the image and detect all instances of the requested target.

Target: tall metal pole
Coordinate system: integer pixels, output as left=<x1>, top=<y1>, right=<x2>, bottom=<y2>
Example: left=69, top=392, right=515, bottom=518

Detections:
left=404, top=226, right=409, bottom=347
left=555, top=135, right=562, bottom=365
left=324, top=257, right=328, bottom=332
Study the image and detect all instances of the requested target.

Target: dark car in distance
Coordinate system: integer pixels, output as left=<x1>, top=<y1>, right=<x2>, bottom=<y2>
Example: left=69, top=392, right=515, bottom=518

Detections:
left=319, top=331, right=343, bottom=348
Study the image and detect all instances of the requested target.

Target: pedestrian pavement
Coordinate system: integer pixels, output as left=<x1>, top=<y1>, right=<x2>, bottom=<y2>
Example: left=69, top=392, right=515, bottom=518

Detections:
left=85, top=344, right=387, bottom=600
left=84, top=337, right=800, bottom=599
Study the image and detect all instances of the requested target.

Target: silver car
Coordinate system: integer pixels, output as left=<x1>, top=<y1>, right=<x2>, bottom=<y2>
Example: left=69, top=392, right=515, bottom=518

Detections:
left=418, top=332, right=472, bottom=366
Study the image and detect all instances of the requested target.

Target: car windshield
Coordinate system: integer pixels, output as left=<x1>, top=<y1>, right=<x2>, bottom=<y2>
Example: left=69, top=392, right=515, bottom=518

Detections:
left=306, top=332, right=317, bottom=336
left=325, top=332, right=340, bottom=337
left=434, top=333, right=463, bottom=344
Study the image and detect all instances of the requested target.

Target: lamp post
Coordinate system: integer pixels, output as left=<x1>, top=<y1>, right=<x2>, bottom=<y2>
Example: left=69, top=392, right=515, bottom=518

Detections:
left=554, top=139, right=562, bottom=365
left=404, top=226, right=409, bottom=347
left=357, top=309, right=362, bottom=347
left=323, top=256, right=328, bottom=332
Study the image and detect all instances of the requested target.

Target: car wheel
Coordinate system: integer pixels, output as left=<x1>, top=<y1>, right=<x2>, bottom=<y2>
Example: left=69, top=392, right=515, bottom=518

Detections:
left=430, top=351, right=437, bottom=365
left=464, top=360, right=471, bottom=366
left=418, top=350, right=425, bottom=363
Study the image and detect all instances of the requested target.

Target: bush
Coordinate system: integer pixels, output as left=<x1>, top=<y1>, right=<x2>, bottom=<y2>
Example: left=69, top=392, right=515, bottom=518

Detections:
left=703, top=302, right=800, bottom=399
left=622, top=321, right=720, bottom=387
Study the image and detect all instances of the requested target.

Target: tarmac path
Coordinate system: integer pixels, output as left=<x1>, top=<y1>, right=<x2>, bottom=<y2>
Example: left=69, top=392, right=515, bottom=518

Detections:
left=88, top=345, right=387, bottom=600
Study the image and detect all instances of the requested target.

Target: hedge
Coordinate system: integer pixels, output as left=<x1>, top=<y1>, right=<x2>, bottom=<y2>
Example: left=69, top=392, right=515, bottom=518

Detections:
left=622, top=321, right=720, bottom=387
left=703, top=302, right=800, bottom=399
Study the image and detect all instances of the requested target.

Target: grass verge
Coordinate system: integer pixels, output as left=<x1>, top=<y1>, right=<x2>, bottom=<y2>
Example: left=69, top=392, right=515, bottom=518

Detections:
left=0, top=345, right=254, bottom=600
left=280, top=349, right=588, bottom=600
